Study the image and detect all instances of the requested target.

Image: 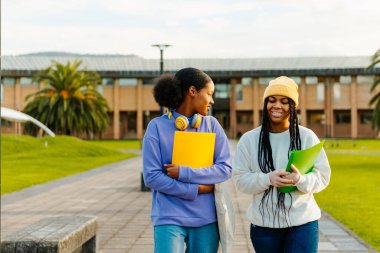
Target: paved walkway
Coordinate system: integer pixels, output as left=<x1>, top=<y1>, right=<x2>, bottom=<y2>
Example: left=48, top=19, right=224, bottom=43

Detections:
left=1, top=142, right=376, bottom=253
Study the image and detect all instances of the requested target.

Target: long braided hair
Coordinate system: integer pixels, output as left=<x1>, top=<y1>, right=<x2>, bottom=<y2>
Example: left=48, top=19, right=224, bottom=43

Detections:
left=258, top=97, right=301, bottom=227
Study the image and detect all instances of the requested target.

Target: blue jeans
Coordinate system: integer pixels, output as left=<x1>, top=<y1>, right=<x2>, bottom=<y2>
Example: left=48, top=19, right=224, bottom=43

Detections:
left=154, top=222, right=219, bottom=253
left=250, top=220, right=319, bottom=253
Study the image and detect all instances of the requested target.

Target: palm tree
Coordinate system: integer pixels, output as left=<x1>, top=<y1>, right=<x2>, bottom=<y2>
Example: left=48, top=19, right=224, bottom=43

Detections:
left=368, top=49, right=380, bottom=133
left=23, top=60, right=109, bottom=137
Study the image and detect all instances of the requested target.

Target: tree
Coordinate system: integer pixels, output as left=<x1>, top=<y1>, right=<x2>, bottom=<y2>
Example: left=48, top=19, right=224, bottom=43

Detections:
left=368, top=49, right=380, bottom=133
left=23, top=60, right=109, bottom=137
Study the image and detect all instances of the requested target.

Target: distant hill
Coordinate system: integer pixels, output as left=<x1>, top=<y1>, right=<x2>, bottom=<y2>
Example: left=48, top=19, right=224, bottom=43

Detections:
left=19, top=51, right=141, bottom=58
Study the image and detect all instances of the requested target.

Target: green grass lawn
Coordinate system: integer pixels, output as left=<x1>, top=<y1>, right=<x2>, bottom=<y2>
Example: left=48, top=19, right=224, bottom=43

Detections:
left=1, top=135, right=137, bottom=195
left=89, top=139, right=142, bottom=151
left=316, top=139, right=380, bottom=251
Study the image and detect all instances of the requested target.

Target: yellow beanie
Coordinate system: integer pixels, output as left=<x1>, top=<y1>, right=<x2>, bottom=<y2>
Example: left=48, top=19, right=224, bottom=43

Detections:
left=263, top=76, right=299, bottom=107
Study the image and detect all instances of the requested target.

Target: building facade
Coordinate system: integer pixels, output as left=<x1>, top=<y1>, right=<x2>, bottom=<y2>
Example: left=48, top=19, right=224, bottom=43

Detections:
left=1, top=54, right=379, bottom=139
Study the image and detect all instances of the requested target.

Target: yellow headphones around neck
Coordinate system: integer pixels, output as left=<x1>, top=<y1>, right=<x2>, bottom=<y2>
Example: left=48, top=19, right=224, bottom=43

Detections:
left=168, top=110, right=202, bottom=131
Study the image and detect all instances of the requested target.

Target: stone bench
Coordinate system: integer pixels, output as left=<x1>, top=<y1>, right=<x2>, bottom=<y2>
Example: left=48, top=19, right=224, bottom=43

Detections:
left=1, top=216, right=97, bottom=253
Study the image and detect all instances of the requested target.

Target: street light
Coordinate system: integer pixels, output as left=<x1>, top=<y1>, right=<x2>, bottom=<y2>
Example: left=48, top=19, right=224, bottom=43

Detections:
left=152, top=44, right=171, bottom=115
left=152, top=44, right=171, bottom=75
left=140, top=44, right=172, bottom=192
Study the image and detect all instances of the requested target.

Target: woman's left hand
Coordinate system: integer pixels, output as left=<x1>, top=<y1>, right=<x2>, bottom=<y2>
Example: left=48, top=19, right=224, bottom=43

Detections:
left=282, top=164, right=301, bottom=185
left=165, top=164, right=179, bottom=179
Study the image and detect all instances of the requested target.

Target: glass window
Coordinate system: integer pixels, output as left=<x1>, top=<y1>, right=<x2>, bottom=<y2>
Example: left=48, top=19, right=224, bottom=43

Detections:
left=289, top=76, right=301, bottom=84
left=333, top=83, right=341, bottom=101
left=142, top=78, right=155, bottom=85
left=259, top=77, right=274, bottom=86
left=2, top=77, right=16, bottom=85
left=97, top=85, right=103, bottom=94
left=237, top=112, right=253, bottom=124
left=360, top=112, right=372, bottom=124
left=317, top=83, right=324, bottom=102
left=307, top=111, right=325, bottom=124
left=20, top=77, right=32, bottom=86
left=1, top=83, right=3, bottom=103
left=215, top=84, right=230, bottom=99
left=306, top=76, right=318, bottom=85
left=335, top=113, right=351, bottom=124
left=236, top=84, right=243, bottom=101
left=241, top=77, right=252, bottom=86
left=357, top=75, right=374, bottom=83
left=103, top=78, right=114, bottom=85
left=143, top=110, right=160, bottom=129
left=340, top=75, right=351, bottom=84
left=119, top=78, right=137, bottom=86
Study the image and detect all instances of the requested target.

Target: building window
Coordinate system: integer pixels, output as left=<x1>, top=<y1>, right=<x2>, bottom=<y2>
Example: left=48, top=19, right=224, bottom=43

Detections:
left=335, top=112, right=351, bottom=124
left=307, top=111, right=325, bottom=124
left=360, top=111, right=372, bottom=124
left=317, top=83, right=324, bottom=102
left=237, top=112, right=253, bottom=124
left=340, top=75, right=351, bottom=84
left=236, top=84, right=243, bottom=101
left=1, top=118, right=12, bottom=127
left=143, top=110, right=160, bottom=129
left=333, top=83, right=341, bottom=101
left=306, top=76, right=318, bottom=85
left=2, top=77, right=16, bottom=86
left=103, top=78, right=114, bottom=85
left=289, top=76, right=301, bottom=84
left=241, top=77, right=252, bottom=86
left=142, top=78, right=155, bottom=85
left=357, top=75, right=374, bottom=84
left=1, top=83, right=3, bottom=103
left=20, top=77, right=32, bottom=86
left=259, top=77, right=274, bottom=86
left=215, top=84, right=230, bottom=99
left=97, top=85, right=103, bottom=94
left=119, top=78, right=137, bottom=86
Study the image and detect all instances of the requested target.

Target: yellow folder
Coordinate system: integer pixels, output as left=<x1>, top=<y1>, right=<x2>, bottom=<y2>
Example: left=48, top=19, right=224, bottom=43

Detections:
left=172, top=131, right=216, bottom=169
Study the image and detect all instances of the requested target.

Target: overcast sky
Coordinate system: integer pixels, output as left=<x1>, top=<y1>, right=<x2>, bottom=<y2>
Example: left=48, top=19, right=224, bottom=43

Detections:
left=3, top=0, right=380, bottom=59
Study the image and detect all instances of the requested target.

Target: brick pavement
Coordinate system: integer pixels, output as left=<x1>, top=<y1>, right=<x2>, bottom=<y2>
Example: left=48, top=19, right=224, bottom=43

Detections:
left=1, top=142, right=375, bottom=253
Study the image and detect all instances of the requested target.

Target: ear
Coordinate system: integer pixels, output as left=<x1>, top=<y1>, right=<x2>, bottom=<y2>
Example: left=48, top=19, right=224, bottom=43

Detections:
left=188, top=86, right=197, bottom=97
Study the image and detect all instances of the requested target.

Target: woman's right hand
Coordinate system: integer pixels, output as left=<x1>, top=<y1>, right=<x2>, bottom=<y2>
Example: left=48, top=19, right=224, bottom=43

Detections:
left=269, top=169, right=294, bottom=187
left=198, top=184, right=214, bottom=194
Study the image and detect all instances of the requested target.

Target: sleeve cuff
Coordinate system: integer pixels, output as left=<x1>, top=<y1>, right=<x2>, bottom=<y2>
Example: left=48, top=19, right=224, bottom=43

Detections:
left=184, top=184, right=198, bottom=200
left=295, top=174, right=306, bottom=188
left=262, top=173, right=271, bottom=187
left=178, top=166, right=191, bottom=182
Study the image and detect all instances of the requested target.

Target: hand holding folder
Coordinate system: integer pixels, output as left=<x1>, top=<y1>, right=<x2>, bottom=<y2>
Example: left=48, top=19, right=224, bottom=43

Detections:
left=279, top=141, right=325, bottom=193
left=172, top=131, right=216, bottom=169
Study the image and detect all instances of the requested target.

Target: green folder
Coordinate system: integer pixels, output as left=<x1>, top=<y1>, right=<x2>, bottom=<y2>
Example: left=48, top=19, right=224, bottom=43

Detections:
left=279, top=140, right=325, bottom=193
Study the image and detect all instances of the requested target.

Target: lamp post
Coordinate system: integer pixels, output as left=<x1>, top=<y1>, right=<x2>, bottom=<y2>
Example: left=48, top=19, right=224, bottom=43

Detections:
left=141, top=44, right=172, bottom=192
left=152, top=44, right=171, bottom=76
left=152, top=44, right=171, bottom=115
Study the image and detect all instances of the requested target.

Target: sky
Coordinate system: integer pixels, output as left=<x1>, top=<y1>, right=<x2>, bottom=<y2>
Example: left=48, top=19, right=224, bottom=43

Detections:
left=2, top=0, right=380, bottom=59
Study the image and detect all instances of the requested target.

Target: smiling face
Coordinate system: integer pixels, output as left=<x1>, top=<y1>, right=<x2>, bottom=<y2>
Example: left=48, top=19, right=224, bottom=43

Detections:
left=266, top=95, right=290, bottom=132
left=192, top=81, right=215, bottom=116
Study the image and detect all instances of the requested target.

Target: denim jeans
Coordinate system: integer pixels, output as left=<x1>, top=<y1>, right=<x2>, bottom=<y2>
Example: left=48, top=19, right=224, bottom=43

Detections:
left=250, top=220, right=319, bottom=253
left=154, top=222, right=219, bottom=253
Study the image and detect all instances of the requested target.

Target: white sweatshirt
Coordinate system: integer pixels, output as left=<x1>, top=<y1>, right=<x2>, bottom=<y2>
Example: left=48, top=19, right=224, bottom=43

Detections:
left=233, top=125, right=331, bottom=228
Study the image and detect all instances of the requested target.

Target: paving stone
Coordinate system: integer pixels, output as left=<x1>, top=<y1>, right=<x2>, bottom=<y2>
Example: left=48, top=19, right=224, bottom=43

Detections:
left=318, top=242, right=338, bottom=251
left=333, top=241, right=368, bottom=251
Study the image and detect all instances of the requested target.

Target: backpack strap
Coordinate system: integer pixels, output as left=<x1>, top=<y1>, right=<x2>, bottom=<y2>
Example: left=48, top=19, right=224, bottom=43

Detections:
left=205, top=116, right=212, bottom=133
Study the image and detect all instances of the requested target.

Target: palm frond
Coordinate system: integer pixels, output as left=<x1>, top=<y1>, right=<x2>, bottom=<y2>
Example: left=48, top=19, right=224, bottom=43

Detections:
left=24, top=60, right=108, bottom=136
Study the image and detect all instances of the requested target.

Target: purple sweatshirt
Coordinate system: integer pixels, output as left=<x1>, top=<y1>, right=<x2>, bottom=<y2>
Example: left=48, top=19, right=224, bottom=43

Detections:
left=142, top=111, right=232, bottom=227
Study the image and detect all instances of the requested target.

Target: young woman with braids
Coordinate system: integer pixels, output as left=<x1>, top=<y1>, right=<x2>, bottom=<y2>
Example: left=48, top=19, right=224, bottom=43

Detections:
left=143, top=68, right=232, bottom=253
left=233, top=76, right=331, bottom=253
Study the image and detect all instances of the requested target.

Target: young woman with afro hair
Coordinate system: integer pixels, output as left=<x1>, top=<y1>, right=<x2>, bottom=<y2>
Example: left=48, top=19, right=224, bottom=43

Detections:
left=143, top=67, right=232, bottom=253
